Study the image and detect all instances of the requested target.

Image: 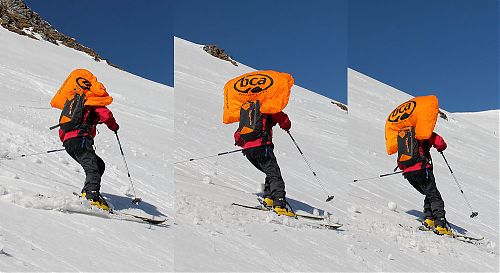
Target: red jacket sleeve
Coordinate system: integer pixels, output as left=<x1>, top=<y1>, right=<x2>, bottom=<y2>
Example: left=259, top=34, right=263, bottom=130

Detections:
left=429, top=132, right=447, bottom=152
left=58, top=129, right=65, bottom=142
left=95, top=107, right=119, bottom=132
left=271, top=112, right=291, bottom=131
left=234, top=131, right=244, bottom=147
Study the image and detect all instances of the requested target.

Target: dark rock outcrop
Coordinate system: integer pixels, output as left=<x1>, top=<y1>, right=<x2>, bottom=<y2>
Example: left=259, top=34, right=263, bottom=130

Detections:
left=0, top=0, right=118, bottom=67
left=203, top=44, right=238, bottom=66
left=438, top=109, right=448, bottom=120
left=331, top=101, right=348, bottom=112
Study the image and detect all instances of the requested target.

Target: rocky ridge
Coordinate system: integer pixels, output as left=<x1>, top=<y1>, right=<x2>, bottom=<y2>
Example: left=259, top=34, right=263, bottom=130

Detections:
left=0, top=0, right=118, bottom=68
left=203, top=44, right=238, bottom=66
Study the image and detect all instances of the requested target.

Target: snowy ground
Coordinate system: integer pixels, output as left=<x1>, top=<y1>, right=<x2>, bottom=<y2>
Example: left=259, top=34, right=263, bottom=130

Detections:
left=0, top=27, right=173, bottom=271
left=347, top=68, right=499, bottom=271
left=174, top=37, right=499, bottom=272
left=174, top=37, right=352, bottom=271
left=1, top=24, right=497, bottom=271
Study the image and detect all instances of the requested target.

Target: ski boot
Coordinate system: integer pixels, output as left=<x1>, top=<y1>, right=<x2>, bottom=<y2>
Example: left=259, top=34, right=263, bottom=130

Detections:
left=422, top=218, right=435, bottom=230
left=273, top=198, right=296, bottom=217
left=273, top=207, right=296, bottom=217
left=261, top=197, right=274, bottom=208
left=434, top=225, right=453, bottom=236
left=82, top=191, right=111, bottom=211
left=433, top=218, right=452, bottom=236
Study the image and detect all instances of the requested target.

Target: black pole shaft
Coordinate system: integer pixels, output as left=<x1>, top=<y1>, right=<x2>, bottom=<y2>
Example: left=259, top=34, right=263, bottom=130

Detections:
left=218, top=149, right=244, bottom=156
left=379, top=170, right=403, bottom=177
left=352, top=171, right=403, bottom=182
left=0, top=148, right=66, bottom=160
left=174, top=148, right=244, bottom=164
left=115, top=132, right=140, bottom=202
left=287, top=131, right=334, bottom=202
left=440, top=152, right=478, bottom=218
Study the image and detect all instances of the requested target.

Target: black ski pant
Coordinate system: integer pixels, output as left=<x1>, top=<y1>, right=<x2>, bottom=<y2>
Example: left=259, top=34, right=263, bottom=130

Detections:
left=404, top=168, right=446, bottom=226
left=244, top=145, right=286, bottom=206
left=63, top=137, right=105, bottom=194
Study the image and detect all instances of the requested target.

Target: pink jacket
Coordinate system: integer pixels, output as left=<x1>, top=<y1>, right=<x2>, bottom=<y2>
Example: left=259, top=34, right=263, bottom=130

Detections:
left=398, top=132, right=447, bottom=173
left=234, top=112, right=291, bottom=150
left=59, top=106, right=119, bottom=142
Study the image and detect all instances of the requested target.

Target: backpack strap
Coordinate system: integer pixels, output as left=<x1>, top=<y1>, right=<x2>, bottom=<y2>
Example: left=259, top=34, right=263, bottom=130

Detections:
left=77, top=107, right=96, bottom=138
left=261, top=114, right=273, bottom=146
left=419, top=140, right=432, bottom=170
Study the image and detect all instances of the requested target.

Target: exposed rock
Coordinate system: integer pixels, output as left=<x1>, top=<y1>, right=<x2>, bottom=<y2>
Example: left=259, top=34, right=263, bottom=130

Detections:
left=331, top=101, right=348, bottom=112
left=0, top=0, right=119, bottom=68
left=438, top=109, right=448, bottom=120
left=203, top=44, right=238, bottom=66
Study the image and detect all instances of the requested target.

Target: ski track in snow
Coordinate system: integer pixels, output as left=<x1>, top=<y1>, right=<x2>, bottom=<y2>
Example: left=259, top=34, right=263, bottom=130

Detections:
left=0, top=27, right=173, bottom=271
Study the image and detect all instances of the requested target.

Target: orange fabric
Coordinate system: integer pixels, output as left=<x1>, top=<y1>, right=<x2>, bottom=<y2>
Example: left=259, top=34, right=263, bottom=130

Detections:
left=385, top=95, right=439, bottom=155
left=223, top=70, right=294, bottom=124
left=50, top=69, right=113, bottom=110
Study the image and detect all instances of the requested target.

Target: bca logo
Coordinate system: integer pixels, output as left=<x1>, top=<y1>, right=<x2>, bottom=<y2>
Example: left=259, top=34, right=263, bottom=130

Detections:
left=234, top=74, right=274, bottom=93
left=388, top=101, right=416, bottom=122
left=76, top=77, right=92, bottom=90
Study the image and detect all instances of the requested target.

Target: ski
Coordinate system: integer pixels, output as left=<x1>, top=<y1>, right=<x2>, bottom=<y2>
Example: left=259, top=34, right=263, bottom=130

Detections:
left=115, top=211, right=167, bottom=225
left=399, top=224, right=484, bottom=243
left=69, top=192, right=168, bottom=225
left=417, top=225, right=484, bottom=241
left=452, top=233, right=484, bottom=241
left=255, top=197, right=329, bottom=221
left=231, top=202, right=343, bottom=230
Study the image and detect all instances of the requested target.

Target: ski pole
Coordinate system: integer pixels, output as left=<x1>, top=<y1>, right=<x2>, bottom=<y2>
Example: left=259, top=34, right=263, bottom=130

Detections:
left=115, top=132, right=141, bottom=204
left=173, top=148, right=244, bottom=164
left=287, top=131, right=334, bottom=202
left=440, top=152, right=478, bottom=218
left=352, top=171, right=403, bottom=182
left=0, top=148, right=66, bottom=161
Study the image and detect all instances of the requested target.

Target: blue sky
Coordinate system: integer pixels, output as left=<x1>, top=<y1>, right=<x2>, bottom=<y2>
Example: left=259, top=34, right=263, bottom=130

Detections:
left=349, top=0, right=499, bottom=112
left=175, top=0, right=348, bottom=103
left=25, top=0, right=173, bottom=87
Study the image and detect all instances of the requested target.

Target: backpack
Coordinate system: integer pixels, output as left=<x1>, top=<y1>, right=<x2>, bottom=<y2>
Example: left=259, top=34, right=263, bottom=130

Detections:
left=397, top=126, right=423, bottom=167
left=237, top=100, right=271, bottom=142
left=50, top=92, right=88, bottom=132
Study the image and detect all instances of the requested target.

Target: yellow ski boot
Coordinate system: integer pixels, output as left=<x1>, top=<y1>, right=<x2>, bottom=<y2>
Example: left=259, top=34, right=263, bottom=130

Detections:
left=434, top=225, right=453, bottom=236
left=422, top=218, right=435, bottom=229
left=272, top=198, right=296, bottom=217
left=82, top=191, right=111, bottom=211
left=273, top=206, right=296, bottom=217
left=262, top=197, right=274, bottom=208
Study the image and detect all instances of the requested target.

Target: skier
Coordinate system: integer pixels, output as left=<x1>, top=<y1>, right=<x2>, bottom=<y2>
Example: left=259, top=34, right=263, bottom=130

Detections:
left=398, top=132, right=451, bottom=235
left=234, top=110, right=294, bottom=217
left=60, top=106, right=119, bottom=210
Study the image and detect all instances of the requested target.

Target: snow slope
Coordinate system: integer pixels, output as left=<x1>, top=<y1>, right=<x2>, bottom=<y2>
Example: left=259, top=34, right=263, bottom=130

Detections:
left=0, top=26, right=173, bottom=271
left=348, top=68, right=499, bottom=271
left=174, top=37, right=351, bottom=271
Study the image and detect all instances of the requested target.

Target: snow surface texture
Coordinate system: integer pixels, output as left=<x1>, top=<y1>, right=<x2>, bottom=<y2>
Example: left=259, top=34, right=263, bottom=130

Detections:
left=174, top=37, right=351, bottom=271
left=348, top=68, right=499, bottom=271
left=0, top=27, right=173, bottom=271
